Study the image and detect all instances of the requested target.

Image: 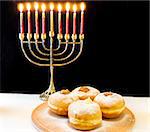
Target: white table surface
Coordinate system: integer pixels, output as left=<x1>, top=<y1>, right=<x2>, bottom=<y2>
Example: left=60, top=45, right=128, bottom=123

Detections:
left=0, top=93, right=150, bottom=132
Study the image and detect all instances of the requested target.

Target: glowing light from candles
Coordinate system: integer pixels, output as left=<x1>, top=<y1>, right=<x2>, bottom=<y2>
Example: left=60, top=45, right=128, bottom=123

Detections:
left=58, top=4, right=62, bottom=11
left=17, top=2, right=86, bottom=35
left=26, top=3, right=31, bottom=11
left=19, top=3, right=24, bottom=12
left=80, top=2, right=85, bottom=11
left=50, top=3, right=54, bottom=10
left=41, top=3, right=46, bottom=11
left=73, top=4, right=77, bottom=12
left=34, top=3, right=39, bottom=10
left=66, top=3, right=70, bottom=11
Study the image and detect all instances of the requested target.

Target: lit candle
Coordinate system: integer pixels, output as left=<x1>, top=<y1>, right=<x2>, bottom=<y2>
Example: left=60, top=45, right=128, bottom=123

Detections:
left=34, top=3, right=39, bottom=34
left=58, top=4, right=62, bottom=34
left=41, top=4, right=46, bottom=34
left=50, top=3, right=54, bottom=32
left=27, top=3, right=31, bottom=34
left=66, top=3, right=70, bottom=34
left=80, top=3, right=85, bottom=34
left=19, top=4, right=24, bottom=33
left=73, top=4, right=77, bottom=34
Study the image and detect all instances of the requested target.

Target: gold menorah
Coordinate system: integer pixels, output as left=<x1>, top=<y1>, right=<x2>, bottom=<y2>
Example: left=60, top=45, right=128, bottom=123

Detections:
left=18, top=2, right=85, bottom=101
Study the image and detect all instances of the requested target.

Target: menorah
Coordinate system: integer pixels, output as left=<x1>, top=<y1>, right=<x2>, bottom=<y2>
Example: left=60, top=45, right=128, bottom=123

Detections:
left=18, top=2, right=85, bottom=101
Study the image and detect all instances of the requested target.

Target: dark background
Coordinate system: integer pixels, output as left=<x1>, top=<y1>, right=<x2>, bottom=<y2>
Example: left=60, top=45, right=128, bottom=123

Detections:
left=0, top=1, right=149, bottom=96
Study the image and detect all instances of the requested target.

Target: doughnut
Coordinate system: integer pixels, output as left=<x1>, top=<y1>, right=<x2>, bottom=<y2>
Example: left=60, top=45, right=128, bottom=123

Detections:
left=68, top=98, right=102, bottom=130
left=48, top=89, right=78, bottom=116
left=94, top=92, right=125, bottom=118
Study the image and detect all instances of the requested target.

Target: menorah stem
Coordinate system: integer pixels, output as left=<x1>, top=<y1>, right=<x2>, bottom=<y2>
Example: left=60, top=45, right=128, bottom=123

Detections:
left=39, top=35, right=56, bottom=101
left=49, top=65, right=55, bottom=93
left=49, top=37, right=56, bottom=94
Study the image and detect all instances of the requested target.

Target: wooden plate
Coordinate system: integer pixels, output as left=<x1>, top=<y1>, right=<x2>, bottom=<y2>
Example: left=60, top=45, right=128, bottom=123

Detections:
left=32, top=102, right=135, bottom=132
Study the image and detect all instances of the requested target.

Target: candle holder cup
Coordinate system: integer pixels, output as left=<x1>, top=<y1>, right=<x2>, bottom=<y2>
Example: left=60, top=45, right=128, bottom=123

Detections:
left=18, top=3, right=85, bottom=101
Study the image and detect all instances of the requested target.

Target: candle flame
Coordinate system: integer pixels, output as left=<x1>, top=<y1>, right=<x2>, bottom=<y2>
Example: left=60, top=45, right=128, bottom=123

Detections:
left=26, top=3, right=31, bottom=11
left=58, top=4, right=62, bottom=12
left=66, top=3, right=70, bottom=11
left=34, top=3, right=39, bottom=10
left=73, top=4, right=77, bottom=12
left=50, top=3, right=54, bottom=10
left=80, top=2, right=85, bottom=11
left=41, top=3, right=46, bottom=11
left=18, top=3, right=24, bottom=12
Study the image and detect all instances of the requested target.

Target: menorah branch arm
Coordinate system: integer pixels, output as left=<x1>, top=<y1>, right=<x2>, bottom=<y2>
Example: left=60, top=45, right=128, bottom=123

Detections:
left=23, top=40, right=50, bottom=56
left=34, top=41, right=50, bottom=56
left=41, top=40, right=50, bottom=51
left=27, top=41, right=49, bottom=61
left=53, top=41, right=68, bottom=56
left=60, top=42, right=81, bottom=44
left=23, top=41, right=42, bottom=44
left=53, top=41, right=83, bottom=66
left=53, top=40, right=61, bottom=51
left=53, top=44, right=75, bottom=61
left=53, top=34, right=63, bottom=51
left=23, top=40, right=50, bottom=51
left=20, top=41, right=50, bottom=66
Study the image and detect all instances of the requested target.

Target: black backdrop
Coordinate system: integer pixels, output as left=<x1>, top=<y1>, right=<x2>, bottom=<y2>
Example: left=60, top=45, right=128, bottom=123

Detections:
left=0, top=1, right=149, bottom=96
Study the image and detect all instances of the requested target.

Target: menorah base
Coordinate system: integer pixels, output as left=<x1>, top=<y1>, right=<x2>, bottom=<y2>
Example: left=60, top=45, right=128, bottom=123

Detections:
left=39, top=85, right=56, bottom=101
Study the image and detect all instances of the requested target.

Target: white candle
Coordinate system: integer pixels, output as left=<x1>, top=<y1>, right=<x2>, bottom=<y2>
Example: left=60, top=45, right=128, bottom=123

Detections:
left=50, top=3, right=54, bottom=32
